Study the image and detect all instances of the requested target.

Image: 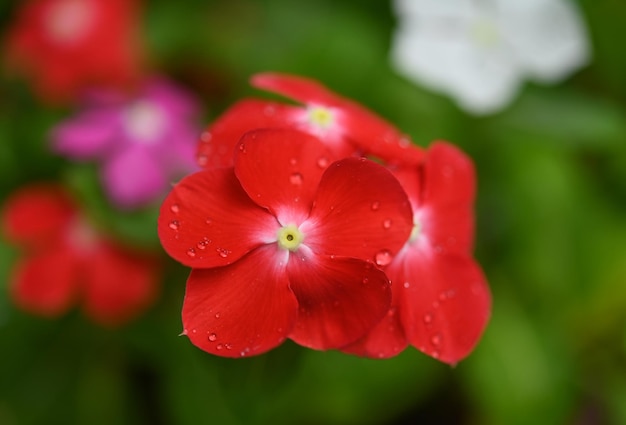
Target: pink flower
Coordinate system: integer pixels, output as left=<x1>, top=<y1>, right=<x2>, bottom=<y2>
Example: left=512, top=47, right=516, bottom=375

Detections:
left=2, top=183, right=161, bottom=326
left=3, top=0, right=144, bottom=103
left=51, top=78, right=201, bottom=209
left=342, top=142, right=491, bottom=364
left=196, top=72, right=424, bottom=169
left=158, top=129, right=413, bottom=357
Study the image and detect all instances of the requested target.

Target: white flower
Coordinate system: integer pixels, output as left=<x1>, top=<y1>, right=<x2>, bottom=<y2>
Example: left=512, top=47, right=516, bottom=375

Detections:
left=391, top=0, right=591, bottom=115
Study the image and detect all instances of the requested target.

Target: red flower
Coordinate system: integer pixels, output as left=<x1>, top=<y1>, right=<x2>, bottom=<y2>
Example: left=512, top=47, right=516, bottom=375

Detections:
left=3, top=0, right=144, bottom=103
left=196, top=72, right=424, bottom=169
left=342, top=142, right=491, bottom=364
left=158, top=128, right=413, bottom=357
left=2, top=184, right=160, bottom=326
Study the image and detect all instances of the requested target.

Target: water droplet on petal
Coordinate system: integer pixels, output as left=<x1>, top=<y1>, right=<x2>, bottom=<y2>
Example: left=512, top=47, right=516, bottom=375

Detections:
left=362, top=277, right=369, bottom=285
left=430, top=333, right=442, bottom=346
left=168, top=220, right=180, bottom=230
left=290, top=172, right=303, bottom=186
left=187, top=248, right=196, bottom=257
left=216, top=247, right=231, bottom=258
left=382, top=219, right=392, bottom=229
left=399, top=136, right=411, bottom=148
left=431, top=350, right=440, bottom=359
left=289, top=157, right=297, bottom=166
left=197, top=238, right=210, bottom=250
left=264, top=105, right=276, bottom=116
left=205, top=218, right=212, bottom=225
left=423, top=313, right=433, bottom=324
left=238, top=143, right=247, bottom=153
left=216, top=344, right=224, bottom=350
left=200, top=131, right=212, bottom=142
left=214, top=312, right=221, bottom=319
left=197, top=155, right=208, bottom=166
left=375, top=249, right=393, bottom=266
left=170, top=204, right=180, bottom=214
left=208, top=333, right=217, bottom=342
left=371, top=201, right=380, bottom=211
left=317, top=157, right=329, bottom=168
left=403, top=281, right=410, bottom=289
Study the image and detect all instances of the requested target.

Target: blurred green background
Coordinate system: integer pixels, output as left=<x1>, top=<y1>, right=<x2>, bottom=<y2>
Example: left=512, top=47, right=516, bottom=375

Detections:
left=1, top=0, right=626, bottom=424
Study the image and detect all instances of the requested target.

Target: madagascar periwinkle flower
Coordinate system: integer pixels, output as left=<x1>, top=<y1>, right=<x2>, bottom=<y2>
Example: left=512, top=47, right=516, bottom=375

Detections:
left=1, top=184, right=160, bottom=326
left=158, top=129, right=414, bottom=357
left=51, top=77, right=201, bottom=209
left=343, top=142, right=491, bottom=364
left=196, top=73, right=424, bottom=169
left=3, top=0, right=144, bottom=103
left=391, top=0, right=591, bottom=114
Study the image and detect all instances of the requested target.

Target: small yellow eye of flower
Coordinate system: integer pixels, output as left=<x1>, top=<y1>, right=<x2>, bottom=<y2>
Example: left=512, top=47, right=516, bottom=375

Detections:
left=471, top=19, right=500, bottom=47
left=408, top=219, right=422, bottom=244
left=277, top=224, right=304, bottom=251
left=308, top=106, right=335, bottom=129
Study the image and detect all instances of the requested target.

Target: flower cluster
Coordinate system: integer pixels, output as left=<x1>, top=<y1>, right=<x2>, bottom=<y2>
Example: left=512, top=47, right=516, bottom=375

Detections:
left=2, top=0, right=201, bottom=325
left=159, top=73, right=491, bottom=363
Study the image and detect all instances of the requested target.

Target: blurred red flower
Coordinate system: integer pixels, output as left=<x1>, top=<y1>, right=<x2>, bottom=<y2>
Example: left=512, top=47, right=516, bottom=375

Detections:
left=158, top=128, right=413, bottom=357
left=343, top=142, right=491, bottom=364
left=3, top=0, right=144, bottom=103
left=2, top=184, right=160, bottom=326
left=196, top=72, right=424, bottom=169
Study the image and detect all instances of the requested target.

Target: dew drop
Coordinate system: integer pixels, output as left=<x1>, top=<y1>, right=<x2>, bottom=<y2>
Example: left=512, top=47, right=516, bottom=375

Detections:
left=168, top=220, right=180, bottom=230
left=200, top=131, right=212, bottom=142
left=264, top=105, right=276, bottom=116
left=289, top=157, right=297, bottom=166
left=375, top=249, right=393, bottom=266
left=225, top=343, right=233, bottom=350
left=214, top=312, right=221, bottom=319
left=382, top=219, right=392, bottom=229
left=208, top=333, right=217, bottom=342
left=186, top=248, right=196, bottom=258
left=197, top=155, right=208, bottom=166
left=362, top=277, right=369, bottom=285
left=289, top=172, right=303, bottom=186
left=423, top=313, right=433, bottom=324
left=216, top=247, right=231, bottom=258
left=170, top=204, right=180, bottom=214
left=197, top=238, right=210, bottom=250
left=238, top=143, right=246, bottom=153
left=317, top=157, right=329, bottom=168
left=371, top=201, right=380, bottom=211
left=431, top=350, right=440, bottom=359
left=398, top=136, right=411, bottom=148
left=403, top=281, right=410, bottom=289
left=216, top=344, right=224, bottom=350
left=205, top=218, right=212, bottom=225
left=430, top=333, right=442, bottom=346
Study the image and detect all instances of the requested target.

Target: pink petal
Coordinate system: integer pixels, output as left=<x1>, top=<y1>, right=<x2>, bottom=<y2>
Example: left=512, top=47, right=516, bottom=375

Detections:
left=82, top=243, right=160, bottom=326
left=51, top=109, right=121, bottom=159
left=158, top=168, right=278, bottom=269
left=183, top=245, right=299, bottom=357
left=304, top=158, right=413, bottom=264
left=197, top=99, right=298, bottom=169
left=287, top=253, right=392, bottom=349
left=390, top=250, right=491, bottom=364
left=234, top=129, right=335, bottom=224
left=102, top=145, right=167, bottom=208
left=10, top=247, right=80, bottom=317
left=340, top=306, right=408, bottom=359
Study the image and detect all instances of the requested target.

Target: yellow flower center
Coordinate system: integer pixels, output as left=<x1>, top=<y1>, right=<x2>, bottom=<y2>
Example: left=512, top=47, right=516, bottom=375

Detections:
left=307, top=106, right=335, bottom=129
left=277, top=224, right=304, bottom=251
left=470, top=19, right=500, bottom=47
left=408, top=219, right=421, bottom=244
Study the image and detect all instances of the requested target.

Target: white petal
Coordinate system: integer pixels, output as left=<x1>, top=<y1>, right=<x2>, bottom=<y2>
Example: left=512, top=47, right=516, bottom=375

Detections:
left=391, top=24, right=522, bottom=115
left=497, top=0, right=591, bottom=82
left=393, top=0, right=473, bottom=20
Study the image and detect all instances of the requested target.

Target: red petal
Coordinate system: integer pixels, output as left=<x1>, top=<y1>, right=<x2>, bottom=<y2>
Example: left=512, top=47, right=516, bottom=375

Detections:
left=2, top=184, right=75, bottom=247
left=287, top=253, right=392, bottom=349
left=234, top=129, right=335, bottom=224
left=82, top=243, right=160, bottom=326
left=183, top=245, right=299, bottom=357
left=304, top=158, right=413, bottom=263
left=340, top=306, right=408, bottom=359
left=10, top=246, right=80, bottom=317
left=421, top=142, right=476, bottom=253
left=390, top=250, right=491, bottom=364
left=251, top=72, right=424, bottom=166
left=197, top=99, right=299, bottom=169
left=158, top=168, right=278, bottom=268
left=251, top=73, right=340, bottom=105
